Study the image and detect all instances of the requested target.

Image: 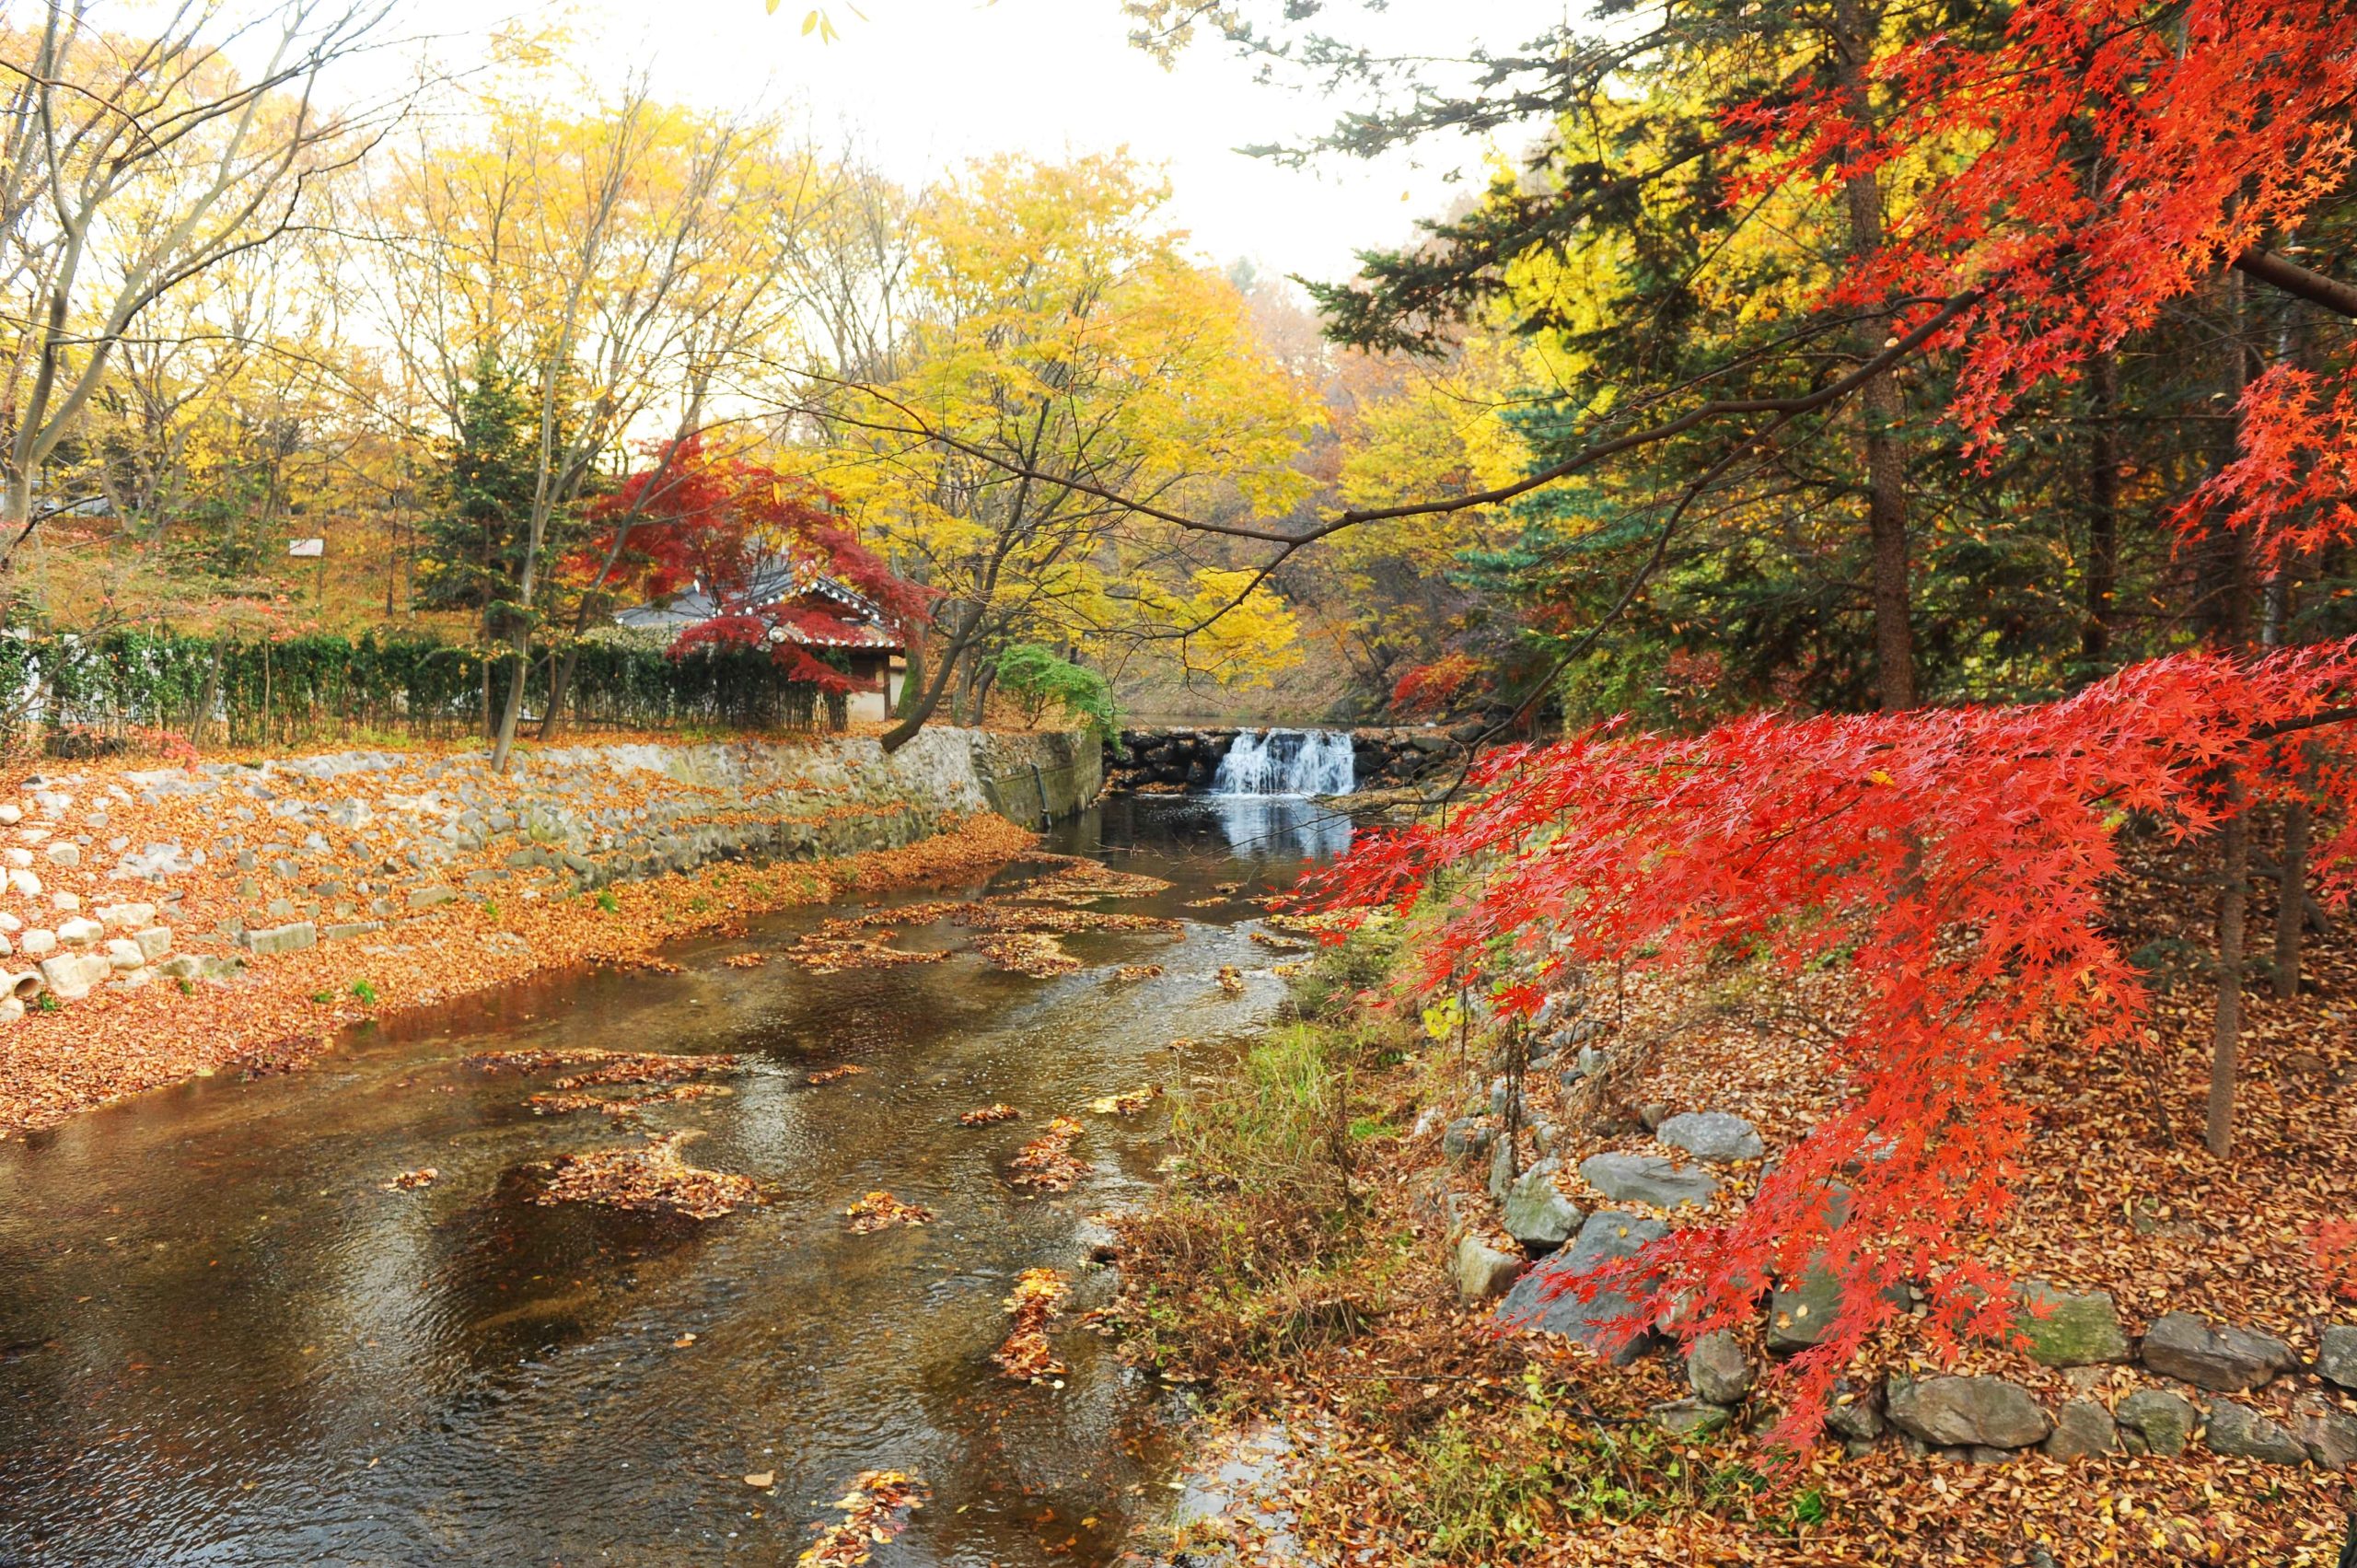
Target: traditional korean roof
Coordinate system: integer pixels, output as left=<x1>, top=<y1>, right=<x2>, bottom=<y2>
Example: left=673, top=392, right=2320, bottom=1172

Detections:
left=615, top=554, right=903, bottom=653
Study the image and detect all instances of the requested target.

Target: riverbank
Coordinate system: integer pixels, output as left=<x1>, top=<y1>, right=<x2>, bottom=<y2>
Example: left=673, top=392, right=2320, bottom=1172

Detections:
left=0, top=726, right=1085, bottom=1132
left=1115, top=871, right=2356, bottom=1565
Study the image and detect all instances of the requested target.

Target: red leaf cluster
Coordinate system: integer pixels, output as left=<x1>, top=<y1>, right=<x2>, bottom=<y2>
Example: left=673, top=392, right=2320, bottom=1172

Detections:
left=1730, top=0, right=2357, bottom=552
left=1309, top=644, right=2357, bottom=1452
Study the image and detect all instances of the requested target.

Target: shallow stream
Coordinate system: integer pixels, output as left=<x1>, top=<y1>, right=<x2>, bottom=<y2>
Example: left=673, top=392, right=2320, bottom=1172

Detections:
left=0, top=795, right=1349, bottom=1567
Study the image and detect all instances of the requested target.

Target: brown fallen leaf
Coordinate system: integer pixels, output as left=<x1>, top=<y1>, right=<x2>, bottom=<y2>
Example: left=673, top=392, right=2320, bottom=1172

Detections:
left=843, top=1190, right=935, bottom=1233
left=959, top=1103, right=1020, bottom=1125
left=744, top=1470, right=774, bottom=1489
left=807, top=1064, right=865, bottom=1085
left=1009, top=1117, right=1086, bottom=1191
left=991, top=1266, right=1073, bottom=1381
left=379, top=1167, right=437, bottom=1191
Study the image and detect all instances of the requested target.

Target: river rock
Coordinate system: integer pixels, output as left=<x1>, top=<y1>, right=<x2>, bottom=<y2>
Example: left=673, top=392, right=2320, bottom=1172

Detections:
left=1578, top=1151, right=1718, bottom=1209
left=156, top=954, right=242, bottom=981
left=2139, top=1312, right=2294, bottom=1390
left=56, top=916, right=102, bottom=946
left=101, top=938, right=145, bottom=971
left=2293, top=1397, right=2357, bottom=1469
left=1502, top=1160, right=1584, bottom=1249
left=1824, top=1382, right=1884, bottom=1443
left=1454, top=1235, right=1523, bottom=1305
left=2317, top=1326, right=2357, bottom=1390
left=95, top=901, right=155, bottom=929
left=1655, top=1111, right=1764, bottom=1163
left=2015, top=1282, right=2131, bottom=1366
left=43, top=842, right=78, bottom=866
left=38, top=952, right=110, bottom=1000
left=2204, top=1400, right=2307, bottom=1465
left=1441, top=1118, right=1492, bottom=1162
left=1686, top=1330, right=1754, bottom=1405
left=2115, top=1388, right=2198, bottom=1456
left=2042, top=1399, right=2118, bottom=1458
left=1885, top=1376, right=2050, bottom=1450
left=1648, top=1399, right=1731, bottom=1438
left=240, top=921, right=318, bottom=956
left=1767, top=1260, right=1840, bottom=1352
left=17, top=928, right=53, bottom=958
left=1494, top=1210, right=1668, bottom=1363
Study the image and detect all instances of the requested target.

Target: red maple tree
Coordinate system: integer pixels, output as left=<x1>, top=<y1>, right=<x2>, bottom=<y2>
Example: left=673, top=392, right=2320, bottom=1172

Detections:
left=574, top=437, right=930, bottom=692
left=1311, top=646, right=2357, bottom=1452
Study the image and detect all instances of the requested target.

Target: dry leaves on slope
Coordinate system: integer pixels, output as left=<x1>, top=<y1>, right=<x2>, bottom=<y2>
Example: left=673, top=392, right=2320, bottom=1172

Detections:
left=991, top=1266, right=1073, bottom=1381
left=533, top=1132, right=761, bottom=1220
left=1009, top=1117, right=1086, bottom=1191
left=797, top=1469, right=928, bottom=1567
left=843, top=1190, right=935, bottom=1233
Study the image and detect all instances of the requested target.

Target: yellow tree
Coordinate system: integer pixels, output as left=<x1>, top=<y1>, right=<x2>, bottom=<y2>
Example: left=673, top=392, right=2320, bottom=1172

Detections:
left=811, top=153, right=1318, bottom=749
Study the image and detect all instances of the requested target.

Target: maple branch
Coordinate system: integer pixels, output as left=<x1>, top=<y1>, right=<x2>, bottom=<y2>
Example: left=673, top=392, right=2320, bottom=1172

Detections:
left=2233, top=249, right=2357, bottom=320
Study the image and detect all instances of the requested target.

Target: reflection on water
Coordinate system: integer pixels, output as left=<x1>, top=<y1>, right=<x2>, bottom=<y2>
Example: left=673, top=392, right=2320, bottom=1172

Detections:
left=1096, top=793, right=1357, bottom=864
left=0, top=800, right=1349, bottom=1568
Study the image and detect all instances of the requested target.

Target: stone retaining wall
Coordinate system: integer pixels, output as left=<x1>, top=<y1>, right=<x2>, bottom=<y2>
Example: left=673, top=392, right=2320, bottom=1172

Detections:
left=0, top=726, right=1095, bottom=1023
left=1420, top=991, right=2356, bottom=1473
left=1104, top=725, right=1473, bottom=794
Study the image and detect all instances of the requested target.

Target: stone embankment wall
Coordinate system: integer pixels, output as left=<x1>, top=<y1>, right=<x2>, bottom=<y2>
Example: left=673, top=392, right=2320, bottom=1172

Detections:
left=1425, top=992, right=2356, bottom=1473
left=0, top=726, right=1096, bottom=1022
left=1104, top=725, right=1474, bottom=794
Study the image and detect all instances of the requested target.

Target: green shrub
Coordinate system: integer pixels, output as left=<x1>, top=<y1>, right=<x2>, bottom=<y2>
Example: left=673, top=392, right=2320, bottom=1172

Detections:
left=993, top=643, right=1119, bottom=744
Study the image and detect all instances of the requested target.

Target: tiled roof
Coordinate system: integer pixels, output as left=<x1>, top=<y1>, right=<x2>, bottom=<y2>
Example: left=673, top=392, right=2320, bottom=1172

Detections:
left=615, top=555, right=903, bottom=653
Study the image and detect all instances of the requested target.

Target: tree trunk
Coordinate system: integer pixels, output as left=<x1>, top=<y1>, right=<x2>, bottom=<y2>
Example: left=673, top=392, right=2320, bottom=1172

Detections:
left=2206, top=767, right=2249, bottom=1156
left=540, top=641, right=582, bottom=740
left=2083, top=350, right=2119, bottom=664
left=879, top=604, right=976, bottom=754
left=1831, top=0, right=1914, bottom=710
left=490, top=632, right=528, bottom=772
left=2275, top=801, right=2308, bottom=999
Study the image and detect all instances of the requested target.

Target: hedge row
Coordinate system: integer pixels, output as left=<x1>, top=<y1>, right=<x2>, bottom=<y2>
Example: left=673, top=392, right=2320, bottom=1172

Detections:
left=0, top=630, right=842, bottom=750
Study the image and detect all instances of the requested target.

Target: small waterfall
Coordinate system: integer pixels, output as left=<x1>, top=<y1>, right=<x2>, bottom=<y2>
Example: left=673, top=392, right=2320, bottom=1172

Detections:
left=1210, top=728, right=1354, bottom=796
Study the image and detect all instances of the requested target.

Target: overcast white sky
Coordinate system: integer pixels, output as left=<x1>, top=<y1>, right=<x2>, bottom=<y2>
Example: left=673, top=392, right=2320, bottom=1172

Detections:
left=380, top=0, right=1573, bottom=290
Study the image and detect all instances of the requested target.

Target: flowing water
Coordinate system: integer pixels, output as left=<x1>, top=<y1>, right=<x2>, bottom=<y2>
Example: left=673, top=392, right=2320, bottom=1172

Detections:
left=0, top=796, right=1348, bottom=1568
left=1208, top=730, right=1354, bottom=799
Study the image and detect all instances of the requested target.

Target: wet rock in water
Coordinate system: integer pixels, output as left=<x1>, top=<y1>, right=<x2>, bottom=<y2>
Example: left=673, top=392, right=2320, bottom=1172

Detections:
left=1453, top=1235, right=1523, bottom=1305
left=1502, top=1159, right=1584, bottom=1249
left=2316, top=1326, right=2357, bottom=1390
left=2014, top=1282, right=2131, bottom=1366
left=2138, top=1311, right=2294, bottom=1391
left=1686, top=1330, right=1754, bottom=1405
left=1649, top=1399, right=1731, bottom=1438
left=2114, top=1388, right=2198, bottom=1456
left=2204, top=1400, right=2308, bottom=1465
left=2042, top=1399, right=2118, bottom=1459
left=1493, top=1210, right=1667, bottom=1364
left=1577, top=1151, right=1718, bottom=1210
left=1885, top=1375, right=2050, bottom=1450
left=1654, top=1110, right=1764, bottom=1163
